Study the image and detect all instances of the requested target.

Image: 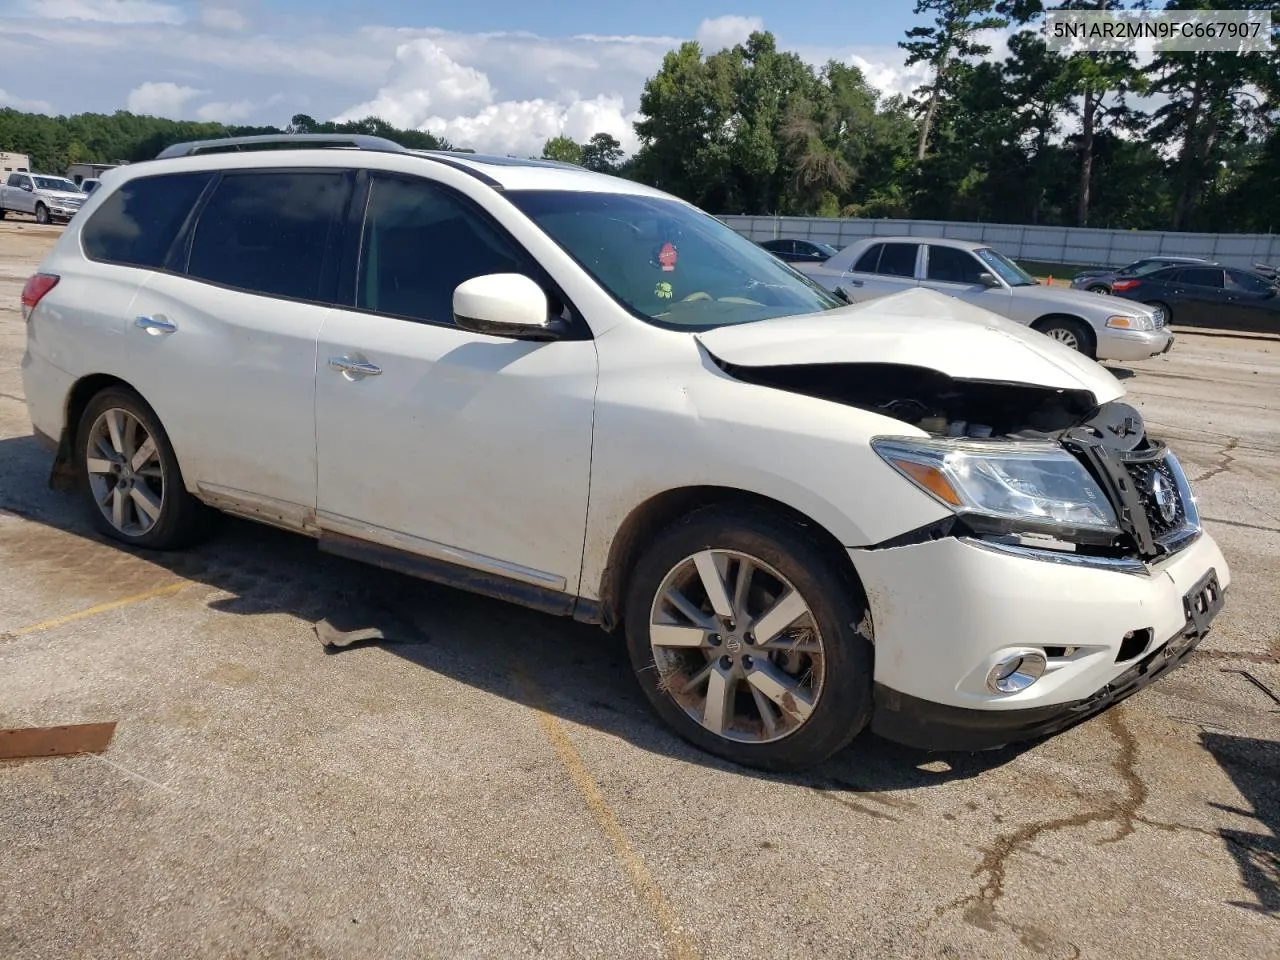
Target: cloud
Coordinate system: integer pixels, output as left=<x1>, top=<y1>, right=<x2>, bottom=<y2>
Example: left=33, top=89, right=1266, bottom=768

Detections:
left=423, top=94, right=641, bottom=157
left=126, top=80, right=201, bottom=117
left=21, top=0, right=182, bottom=24
left=0, top=88, right=54, bottom=111
left=196, top=92, right=282, bottom=122
left=696, top=15, right=764, bottom=53
left=199, top=5, right=246, bottom=31
left=334, top=38, right=493, bottom=129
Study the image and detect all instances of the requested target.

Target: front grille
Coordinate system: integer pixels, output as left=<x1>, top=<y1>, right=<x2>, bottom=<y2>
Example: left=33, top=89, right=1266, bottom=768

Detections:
left=1124, top=456, right=1186, bottom=541
left=1149, top=308, right=1166, bottom=328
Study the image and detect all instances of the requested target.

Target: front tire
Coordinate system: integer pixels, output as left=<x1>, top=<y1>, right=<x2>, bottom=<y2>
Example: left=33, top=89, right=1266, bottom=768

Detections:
left=34, top=203, right=50, bottom=225
left=1087, top=283, right=1110, bottom=294
left=624, top=506, right=873, bottom=772
left=75, top=387, right=212, bottom=550
left=1037, top=316, right=1095, bottom=358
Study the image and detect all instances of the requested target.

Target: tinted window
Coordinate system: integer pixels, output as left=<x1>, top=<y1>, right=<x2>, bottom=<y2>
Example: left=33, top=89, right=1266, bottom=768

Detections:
left=358, top=175, right=530, bottom=325
left=188, top=171, right=347, bottom=302
left=760, top=239, right=792, bottom=254
left=877, top=243, right=919, bottom=278
left=853, top=244, right=882, bottom=273
left=1145, top=268, right=1181, bottom=283
left=82, top=172, right=212, bottom=269
left=926, top=245, right=985, bottom=283
left=1226, top=269, right=1272, bottom=294
left=1178, top=268, right=1224, bottom=289
left=7, top=174, right=28, bottom=187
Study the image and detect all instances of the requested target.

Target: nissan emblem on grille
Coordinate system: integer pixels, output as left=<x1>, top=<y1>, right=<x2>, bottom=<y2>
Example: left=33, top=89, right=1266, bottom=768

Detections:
left=1149, top=471, right=1178, bottom=524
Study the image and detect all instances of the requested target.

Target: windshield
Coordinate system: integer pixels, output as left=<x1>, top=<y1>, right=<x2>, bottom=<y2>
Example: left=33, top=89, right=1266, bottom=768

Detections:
left=975, top=247, right=1037, bottom=287
left=813, top=242, right=839, bottom=258
left=33, top=176, right=80, bottom=192
left=507, top=190, right=841, bottom=329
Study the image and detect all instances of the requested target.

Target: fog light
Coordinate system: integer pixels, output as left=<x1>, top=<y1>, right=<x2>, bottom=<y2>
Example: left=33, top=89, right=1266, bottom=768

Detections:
left=986, top=651, right=1047, bottom=694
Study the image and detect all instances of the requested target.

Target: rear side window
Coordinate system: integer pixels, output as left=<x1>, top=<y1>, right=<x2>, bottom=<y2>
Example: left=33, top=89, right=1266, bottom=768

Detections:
left=187, top=171, right=348, bottom=302
left=853, top=244, right=882, bottom=272
left=877, top=243, right=919, bottom=278
left=82, top=172, right=212, bottom=269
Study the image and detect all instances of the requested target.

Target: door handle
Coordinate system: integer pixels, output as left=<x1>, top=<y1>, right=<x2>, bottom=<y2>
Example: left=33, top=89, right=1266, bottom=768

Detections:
left=328, top=355, right=382, bottom=378
left=842, top=277, right=864, bottom=287
left=135, top=315, right=177, bottom=335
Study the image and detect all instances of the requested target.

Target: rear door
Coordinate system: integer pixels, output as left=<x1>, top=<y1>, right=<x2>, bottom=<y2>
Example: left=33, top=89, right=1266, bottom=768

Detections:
left=1224, top=269, right=1280, bottom=334
left=122, top=168, right=350, bottom=521
left=840, top=241, right=921, bottom=302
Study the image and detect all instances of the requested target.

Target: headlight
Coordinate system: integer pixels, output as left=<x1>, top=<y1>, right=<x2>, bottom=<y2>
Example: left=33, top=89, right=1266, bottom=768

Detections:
left=1106, top=314, right=1154, bottom=332
left=872, top=437, right=1119, bottom=536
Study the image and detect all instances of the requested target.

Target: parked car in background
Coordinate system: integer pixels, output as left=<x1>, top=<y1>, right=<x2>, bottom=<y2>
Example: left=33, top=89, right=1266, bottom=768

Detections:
left=1071, top=256, right=1213, bottom=295
left=1107, top=264, right=1280, bottom=334
left=19, top=133, right=1228, bottom=771
left=758, top=238, right=840, bottom=264
left=797, top=236, right=1171, bottom=361
left=0, top=173, right=86, bottom=224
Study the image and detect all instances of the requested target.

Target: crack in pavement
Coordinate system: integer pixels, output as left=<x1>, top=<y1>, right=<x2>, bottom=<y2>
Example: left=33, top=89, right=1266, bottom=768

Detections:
left=1192, top=437, right=1240, bottom=483
left=931, top=710, right=1148, bottom=958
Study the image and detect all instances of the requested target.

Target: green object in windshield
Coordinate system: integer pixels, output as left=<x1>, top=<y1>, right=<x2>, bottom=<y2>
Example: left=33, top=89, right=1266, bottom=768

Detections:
left=975, top=247, right=1037, bottom=287
left=508, top=190, right=841, bottom=330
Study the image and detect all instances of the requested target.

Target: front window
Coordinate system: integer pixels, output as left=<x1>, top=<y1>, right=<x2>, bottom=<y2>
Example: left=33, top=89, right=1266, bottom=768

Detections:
left=507, top=191, right=840, bottom=329
left=974, top=247, right=1036, bottom=286
left=33, top=176, right=80, bottom=192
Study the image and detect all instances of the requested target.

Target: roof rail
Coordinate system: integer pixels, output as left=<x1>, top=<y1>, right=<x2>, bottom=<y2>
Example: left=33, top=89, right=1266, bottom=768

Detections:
left=154, top=133, right=409, bottom=160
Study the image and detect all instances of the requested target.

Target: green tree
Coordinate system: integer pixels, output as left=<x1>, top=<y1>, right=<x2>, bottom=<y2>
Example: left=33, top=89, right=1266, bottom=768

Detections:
left=542, top=135, right=582, bottom=164
left=580, top=132, right=623, bottom=173
left=900, top=0, right=1008, bottom=161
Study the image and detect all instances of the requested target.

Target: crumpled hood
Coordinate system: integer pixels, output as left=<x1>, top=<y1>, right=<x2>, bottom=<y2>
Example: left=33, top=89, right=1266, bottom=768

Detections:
left=695, top=287, right=1125, bottom=403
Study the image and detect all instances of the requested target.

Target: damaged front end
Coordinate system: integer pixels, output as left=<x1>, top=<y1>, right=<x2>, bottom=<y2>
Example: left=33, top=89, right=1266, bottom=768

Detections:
left=713, top=357, right=1201, bottom=566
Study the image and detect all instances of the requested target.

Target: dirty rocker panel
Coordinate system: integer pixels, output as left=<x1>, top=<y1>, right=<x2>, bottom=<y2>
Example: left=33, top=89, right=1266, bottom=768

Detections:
left=870, top=569, right=1224, bottom=752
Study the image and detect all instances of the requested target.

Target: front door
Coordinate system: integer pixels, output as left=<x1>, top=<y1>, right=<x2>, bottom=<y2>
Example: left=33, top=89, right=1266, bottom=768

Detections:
left=314, top=172, right=598, bottom=596
left=918, top=244, right=1013, bottom=316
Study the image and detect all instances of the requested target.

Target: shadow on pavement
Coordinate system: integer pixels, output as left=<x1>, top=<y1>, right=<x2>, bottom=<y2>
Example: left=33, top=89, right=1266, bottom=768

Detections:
left=0, top=432, right=1034, bottom=795
left=1200, top=731, right=1280, bottom=917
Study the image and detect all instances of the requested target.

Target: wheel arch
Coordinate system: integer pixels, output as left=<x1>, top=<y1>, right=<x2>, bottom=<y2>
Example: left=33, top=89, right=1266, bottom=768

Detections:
left=50, top=374, right=158, bottom=491
left=590, top=485, right=869, bottom=635
left=1031, top=313, right=1097, bottom=355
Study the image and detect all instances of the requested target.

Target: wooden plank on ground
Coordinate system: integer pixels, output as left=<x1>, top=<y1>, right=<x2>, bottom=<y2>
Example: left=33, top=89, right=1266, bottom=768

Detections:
left=0, top=721, right=117, bottom=759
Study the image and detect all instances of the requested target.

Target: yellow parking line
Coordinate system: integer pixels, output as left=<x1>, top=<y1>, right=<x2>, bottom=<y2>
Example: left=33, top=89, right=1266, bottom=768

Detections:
left=521, top=678, right=700, bottom=960
left=2, top=581, right=190, bottom=640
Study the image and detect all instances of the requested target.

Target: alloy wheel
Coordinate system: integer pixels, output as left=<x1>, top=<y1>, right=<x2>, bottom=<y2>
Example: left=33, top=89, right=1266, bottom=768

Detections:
left=648, top=549, right=825, bottom=744
left=1046, top=327, right=1080, bottom=350
left=85, top=408, right=166, bottom=536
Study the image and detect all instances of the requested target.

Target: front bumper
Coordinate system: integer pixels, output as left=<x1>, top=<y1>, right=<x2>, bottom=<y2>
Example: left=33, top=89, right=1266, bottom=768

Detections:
left=871, top=567, right=1224, bottom=750
left=849, top=531, right=1229, bottom=749
left=1095, top=325, right=1173, bottom=361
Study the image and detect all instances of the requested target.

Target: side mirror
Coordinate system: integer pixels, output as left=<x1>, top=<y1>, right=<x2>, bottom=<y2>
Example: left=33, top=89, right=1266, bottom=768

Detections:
left=21, top=183, right=33, bottom=192
left=453, top=273, right=564, bottom=341
left=976, top=272, right=1000, bottom=288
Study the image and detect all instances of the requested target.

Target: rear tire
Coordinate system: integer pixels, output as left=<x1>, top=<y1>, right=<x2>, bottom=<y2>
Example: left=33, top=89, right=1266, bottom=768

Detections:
left=1036, top=316, right=1095, bottom=358
left=75, top=387, right=213, bottom=550
left=1086, top=283, right=1110, bottom=294
left=34, top=203, right=50, bottom=225
left=624, top=505, right=873, bottom=772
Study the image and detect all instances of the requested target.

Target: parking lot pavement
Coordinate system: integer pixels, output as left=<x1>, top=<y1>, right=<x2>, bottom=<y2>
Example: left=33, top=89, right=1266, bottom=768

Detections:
left=1, top=220, right=1277, bottom=960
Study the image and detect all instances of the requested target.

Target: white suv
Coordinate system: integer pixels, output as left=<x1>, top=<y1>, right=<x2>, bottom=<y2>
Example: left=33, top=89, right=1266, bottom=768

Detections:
left=20, top=135, right=1229, bottom=770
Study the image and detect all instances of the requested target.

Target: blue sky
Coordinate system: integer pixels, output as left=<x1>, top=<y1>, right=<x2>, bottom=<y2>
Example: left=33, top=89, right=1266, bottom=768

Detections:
left=0, top=1, right=938, bottom=156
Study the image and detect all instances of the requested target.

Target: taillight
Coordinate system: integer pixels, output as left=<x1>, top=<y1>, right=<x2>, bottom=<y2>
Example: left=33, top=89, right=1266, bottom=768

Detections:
left=21, top=273, right=59, bottom=320
left=1111, top=279, right=1138, bottom=292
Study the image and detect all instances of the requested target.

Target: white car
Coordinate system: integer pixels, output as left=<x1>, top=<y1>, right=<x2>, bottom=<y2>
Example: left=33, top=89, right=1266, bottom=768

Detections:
left=20, top=135, right=1228, bottom=770
left=797, top=236, right=1173, bottom=362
